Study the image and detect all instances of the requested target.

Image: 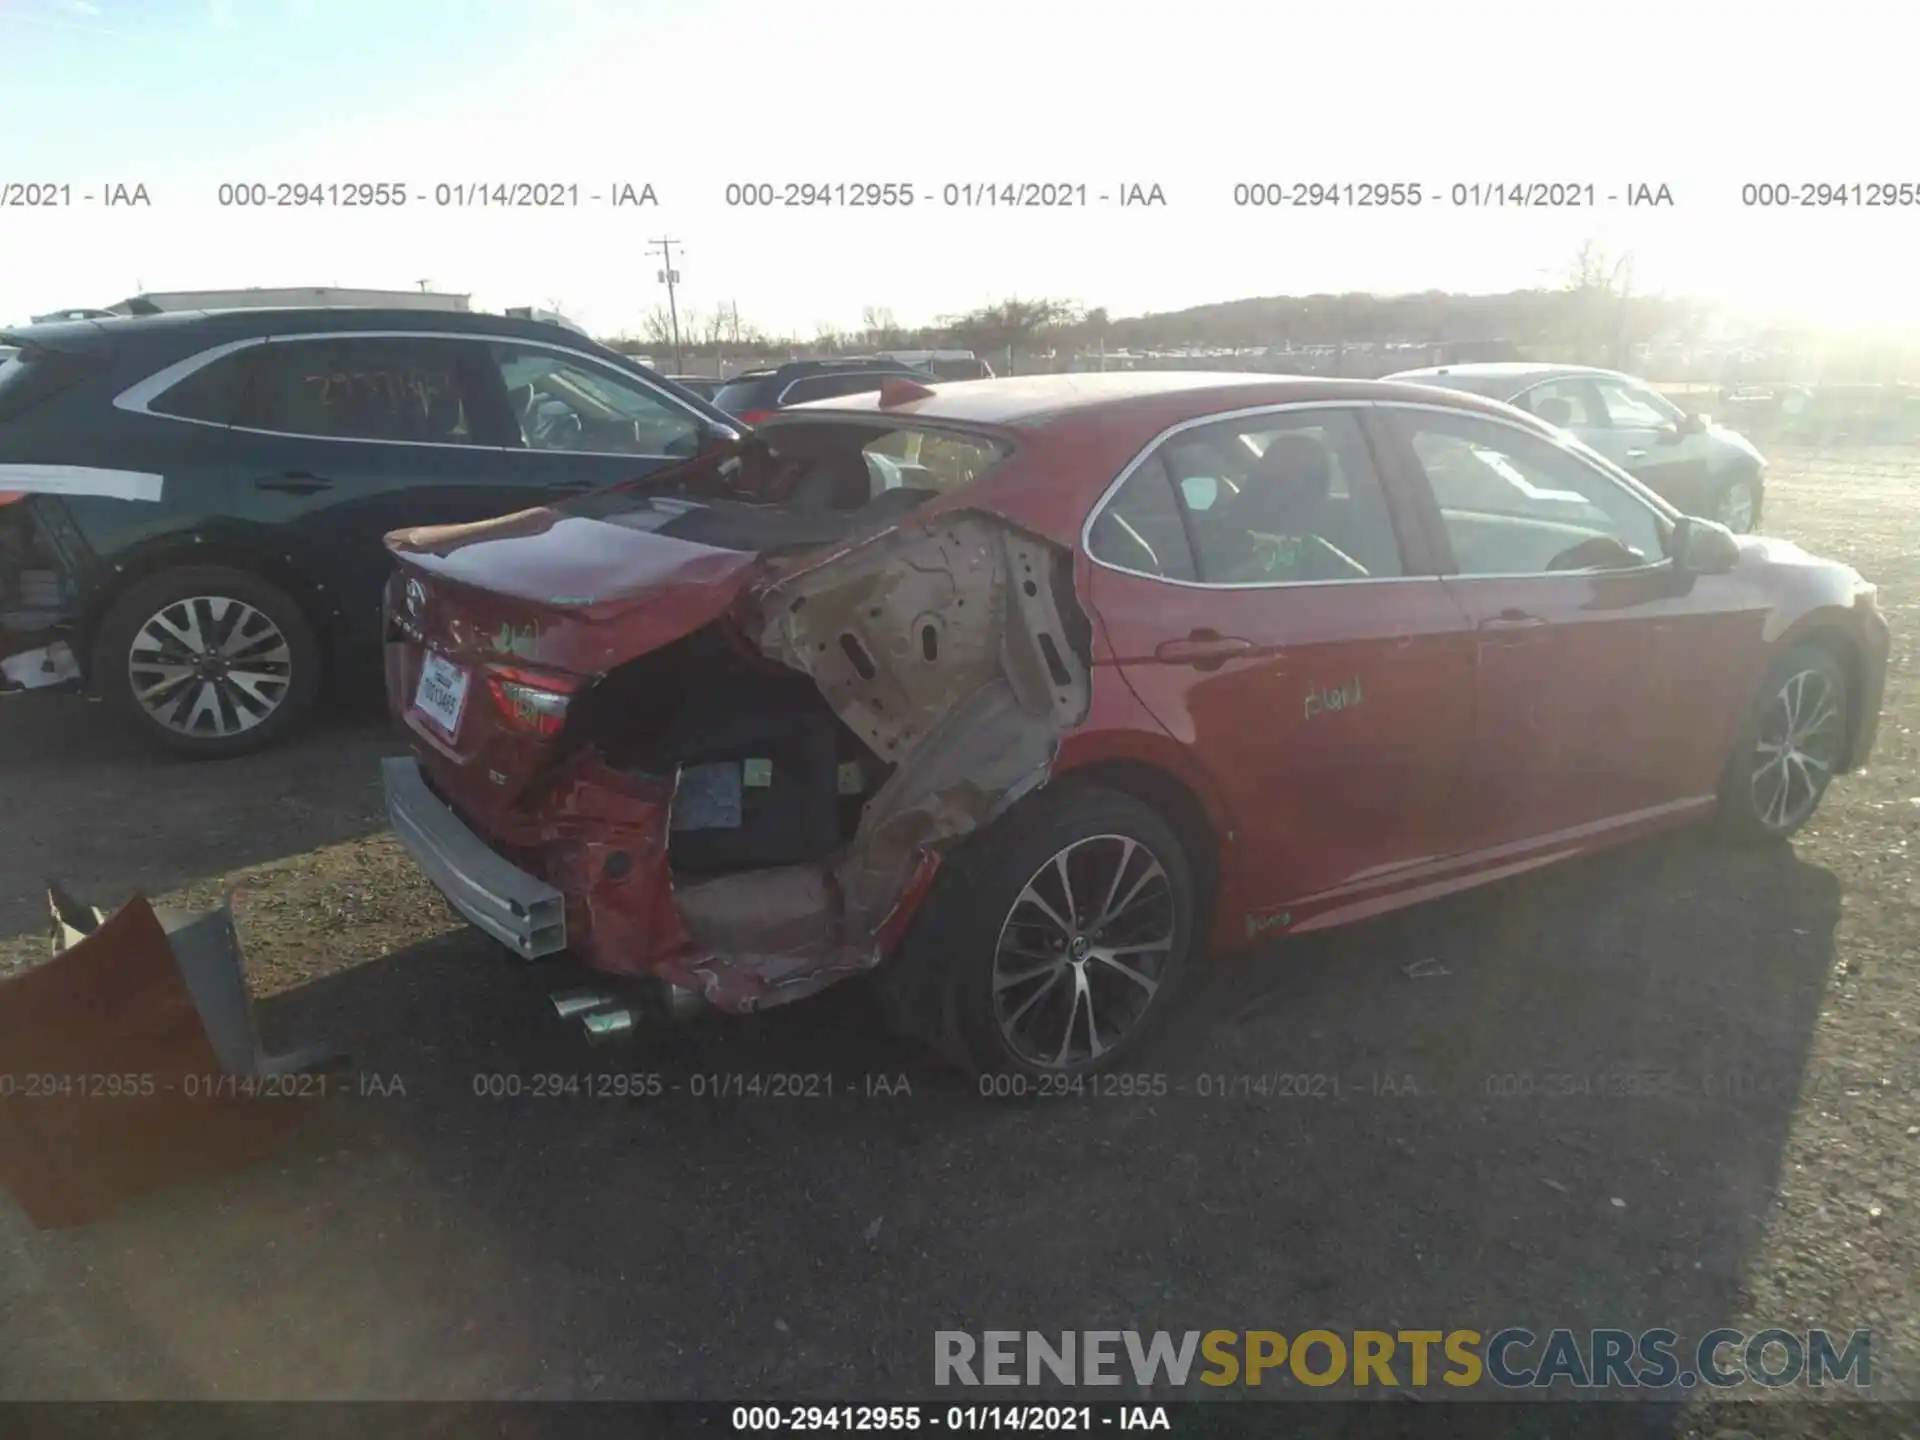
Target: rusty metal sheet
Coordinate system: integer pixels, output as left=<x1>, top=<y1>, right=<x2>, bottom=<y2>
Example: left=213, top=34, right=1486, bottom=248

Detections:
left=0, top=887, right=345, bottom=1228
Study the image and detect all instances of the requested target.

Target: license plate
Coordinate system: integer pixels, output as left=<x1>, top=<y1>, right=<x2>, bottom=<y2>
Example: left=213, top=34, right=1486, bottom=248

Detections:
left=412, top=652, right=470, bottom=737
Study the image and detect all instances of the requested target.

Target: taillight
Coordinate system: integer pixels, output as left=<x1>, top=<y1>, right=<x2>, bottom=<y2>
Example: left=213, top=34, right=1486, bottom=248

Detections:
left=735, top=409, right=774, bottom=425
left=484, top=664, right=580, bottom=737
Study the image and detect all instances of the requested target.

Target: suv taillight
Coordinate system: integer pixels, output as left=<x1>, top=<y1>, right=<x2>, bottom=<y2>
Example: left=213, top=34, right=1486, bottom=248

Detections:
left=735, top=409, right=774, bottom=425
left=483, top=664, right=581, bottom=737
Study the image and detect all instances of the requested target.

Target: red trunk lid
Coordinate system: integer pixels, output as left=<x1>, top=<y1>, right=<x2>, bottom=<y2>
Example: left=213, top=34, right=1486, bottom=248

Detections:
left=383, top=507, right=763, bottom=812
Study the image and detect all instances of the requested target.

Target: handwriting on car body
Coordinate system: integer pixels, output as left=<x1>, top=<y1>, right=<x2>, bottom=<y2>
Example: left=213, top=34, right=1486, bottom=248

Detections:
left=1304, top=676, right=1362, bottom=721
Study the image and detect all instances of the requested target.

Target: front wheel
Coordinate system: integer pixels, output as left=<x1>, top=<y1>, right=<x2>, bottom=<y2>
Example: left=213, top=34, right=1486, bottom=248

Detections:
left=1712, top=471, right=1762, bottom=534
left=1716, top=643, right=1848, bottom=843
left=890, top=782, right=1200, bottom=1078
left=92, top=565, right=322, bottom=758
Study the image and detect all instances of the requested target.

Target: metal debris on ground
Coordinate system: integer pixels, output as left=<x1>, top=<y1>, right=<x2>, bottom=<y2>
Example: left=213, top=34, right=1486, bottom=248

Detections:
left=0, top=882, right=348, bottom=1228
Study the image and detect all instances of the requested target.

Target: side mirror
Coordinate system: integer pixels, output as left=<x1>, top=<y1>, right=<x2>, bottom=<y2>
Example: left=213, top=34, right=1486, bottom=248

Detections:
left=1670, top=515, right=1740, bottom=576
left=1677, top=411, right=1707, bottom=436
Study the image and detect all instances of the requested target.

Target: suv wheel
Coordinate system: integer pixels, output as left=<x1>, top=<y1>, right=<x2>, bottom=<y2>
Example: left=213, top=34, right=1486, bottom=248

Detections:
left=1717, top=642, right=1848, bottom=843
left=887, top=782, right=1199, bottom=1079
left=93, top=565, right=321, bottom=758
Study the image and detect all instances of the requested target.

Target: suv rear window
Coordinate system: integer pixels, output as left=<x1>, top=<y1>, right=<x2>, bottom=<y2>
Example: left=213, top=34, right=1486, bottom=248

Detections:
left=781, top=373, right=899, bottom=405
left=712, top=377, right=774, bottom=414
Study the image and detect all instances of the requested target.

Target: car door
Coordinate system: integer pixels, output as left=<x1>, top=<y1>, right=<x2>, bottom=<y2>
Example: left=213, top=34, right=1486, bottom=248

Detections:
left=225, top=333, right=552, bottom=654
left=1373, top=401, right=1753, bottom=848
left=1083, top=403, right=1477, bottom=927
left=1587, top=374, right=1717, bottom=512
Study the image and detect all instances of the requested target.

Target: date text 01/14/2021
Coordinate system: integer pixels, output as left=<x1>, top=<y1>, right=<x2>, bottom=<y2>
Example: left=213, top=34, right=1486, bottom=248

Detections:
left=720, top=182, right=1167, bottom=208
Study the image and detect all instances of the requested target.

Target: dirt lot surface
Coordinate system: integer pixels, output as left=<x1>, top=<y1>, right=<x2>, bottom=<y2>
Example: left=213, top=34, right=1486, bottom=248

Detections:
left=1, top=445, right=1917, bottom=1430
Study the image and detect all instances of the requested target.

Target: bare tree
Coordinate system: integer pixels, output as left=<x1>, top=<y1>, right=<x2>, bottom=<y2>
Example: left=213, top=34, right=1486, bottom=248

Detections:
left=938, top=297, right=1081, bottom=370
left=1563, top=238, right=1638, bottom=366
left=639, top=304, right=678, bottom=348
left=860, top=305, right=903, bottom=348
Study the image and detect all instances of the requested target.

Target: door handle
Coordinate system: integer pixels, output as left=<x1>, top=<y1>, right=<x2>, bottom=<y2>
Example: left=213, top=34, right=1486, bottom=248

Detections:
left=1154, top=630, right=1256, bottom=669
left=253, top=471, right=334, bottom=496
left=1478, top=608, right=1548, bottom=632
left=1625, top=449, right=1648, bottom=460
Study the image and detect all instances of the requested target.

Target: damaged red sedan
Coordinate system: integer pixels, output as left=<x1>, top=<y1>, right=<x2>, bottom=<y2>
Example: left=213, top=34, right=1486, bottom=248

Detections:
left=380, top=373, right=1888, bottom=1076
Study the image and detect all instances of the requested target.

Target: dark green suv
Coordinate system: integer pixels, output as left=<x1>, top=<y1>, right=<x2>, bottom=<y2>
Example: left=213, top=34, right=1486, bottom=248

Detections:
left=0, top=307, right=738, bottom=756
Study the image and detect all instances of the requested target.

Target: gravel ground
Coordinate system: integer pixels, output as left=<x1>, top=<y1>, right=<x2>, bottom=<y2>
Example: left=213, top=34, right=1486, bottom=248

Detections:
left=1, top=445, right=1917, bottom=1430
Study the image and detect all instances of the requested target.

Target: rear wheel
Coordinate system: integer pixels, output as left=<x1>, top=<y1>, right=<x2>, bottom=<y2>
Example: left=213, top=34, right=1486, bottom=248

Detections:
left=93, top=565, right=321, bottom=758
left=1716, top=643, right=1848, bottom=843
left=883, top=782, right=1199, bottom=1079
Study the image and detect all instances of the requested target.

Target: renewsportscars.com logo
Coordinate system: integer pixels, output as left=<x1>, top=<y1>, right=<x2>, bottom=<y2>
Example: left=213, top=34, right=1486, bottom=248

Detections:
left=934, top=1328, right=1873, bottom=1391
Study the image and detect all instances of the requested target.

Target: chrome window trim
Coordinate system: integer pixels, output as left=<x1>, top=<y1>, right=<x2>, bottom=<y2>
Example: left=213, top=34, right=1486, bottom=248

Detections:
left=113, top=329, right=707, bottom=461
left=1081, top=397, right=1677, bottom=591
left=1080, top=399, right=1430, bottom=592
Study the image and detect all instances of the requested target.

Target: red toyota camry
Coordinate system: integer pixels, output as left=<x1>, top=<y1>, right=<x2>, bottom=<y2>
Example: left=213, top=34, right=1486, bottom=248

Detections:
left=379, top=372, right=1889, bottom=1077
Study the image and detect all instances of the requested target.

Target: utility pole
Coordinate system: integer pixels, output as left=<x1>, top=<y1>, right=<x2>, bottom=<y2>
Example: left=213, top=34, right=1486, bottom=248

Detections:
left=649, top=237, right=684, bottom=372
left=416, top=278, right=431, bottom=292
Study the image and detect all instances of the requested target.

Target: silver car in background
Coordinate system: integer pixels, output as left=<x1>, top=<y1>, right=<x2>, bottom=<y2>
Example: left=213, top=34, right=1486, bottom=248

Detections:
left=1385, top=362, right=1768, bottom=533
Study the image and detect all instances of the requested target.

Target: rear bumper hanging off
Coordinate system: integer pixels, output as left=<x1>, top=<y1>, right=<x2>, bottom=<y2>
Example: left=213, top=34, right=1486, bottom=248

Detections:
left=382, top=756, right=567, bottom=958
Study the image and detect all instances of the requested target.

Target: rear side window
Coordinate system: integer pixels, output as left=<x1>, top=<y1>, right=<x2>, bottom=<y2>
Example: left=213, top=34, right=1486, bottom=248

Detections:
left=239, top=337, right=485, bottom=445
left=148, top=348, right=256, bottom=423
left=0, top=345, right=102, bottom=422
left=1086, top=457, right=1199, bottom=581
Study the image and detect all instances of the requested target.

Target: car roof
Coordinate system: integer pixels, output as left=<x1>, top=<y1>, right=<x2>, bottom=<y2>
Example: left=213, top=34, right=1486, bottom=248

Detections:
left=784, top=370, right=1518, bottom=429
left=728, top=358, right=931, bottom=381
left=1384, top=362, right=1638, bottom=394
left=1, top=306, right=624, bottom=350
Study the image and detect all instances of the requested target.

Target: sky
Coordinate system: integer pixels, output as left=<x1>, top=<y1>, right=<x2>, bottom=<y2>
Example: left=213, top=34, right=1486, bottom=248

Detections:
left=3, top=0, right=1919, bottom=340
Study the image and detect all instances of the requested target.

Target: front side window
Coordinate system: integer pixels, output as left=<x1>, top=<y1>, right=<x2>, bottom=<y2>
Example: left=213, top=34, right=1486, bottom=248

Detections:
left=1594, top=377, right=1681, bottom=429
left=1521, top=377, right=1605, bottom=430
left=240, top=337, right=482, bottom=444
left=490, top=344, right=701, bottom=457
left=1388, top=408, right=1665, bottom=576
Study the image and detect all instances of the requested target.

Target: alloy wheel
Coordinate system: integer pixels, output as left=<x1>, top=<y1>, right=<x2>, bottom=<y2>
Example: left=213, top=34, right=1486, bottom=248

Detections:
left=990, top=833, right=1177, bottom=1069
left=1719, top=480, right=1757, bottom=534
left=1749, top=667, right=1842, bottom=833
left=127, top=595, right=295, bottom=738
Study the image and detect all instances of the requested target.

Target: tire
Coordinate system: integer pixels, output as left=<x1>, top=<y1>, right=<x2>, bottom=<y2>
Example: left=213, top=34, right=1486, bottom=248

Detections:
left=1711, top=470, right=1762, bottom=534
left=92, top=565, right=322, bottom=758
left=1715, top=642, right=1848, bottom=844
left=882, top=781, right=1199, bottom=1079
